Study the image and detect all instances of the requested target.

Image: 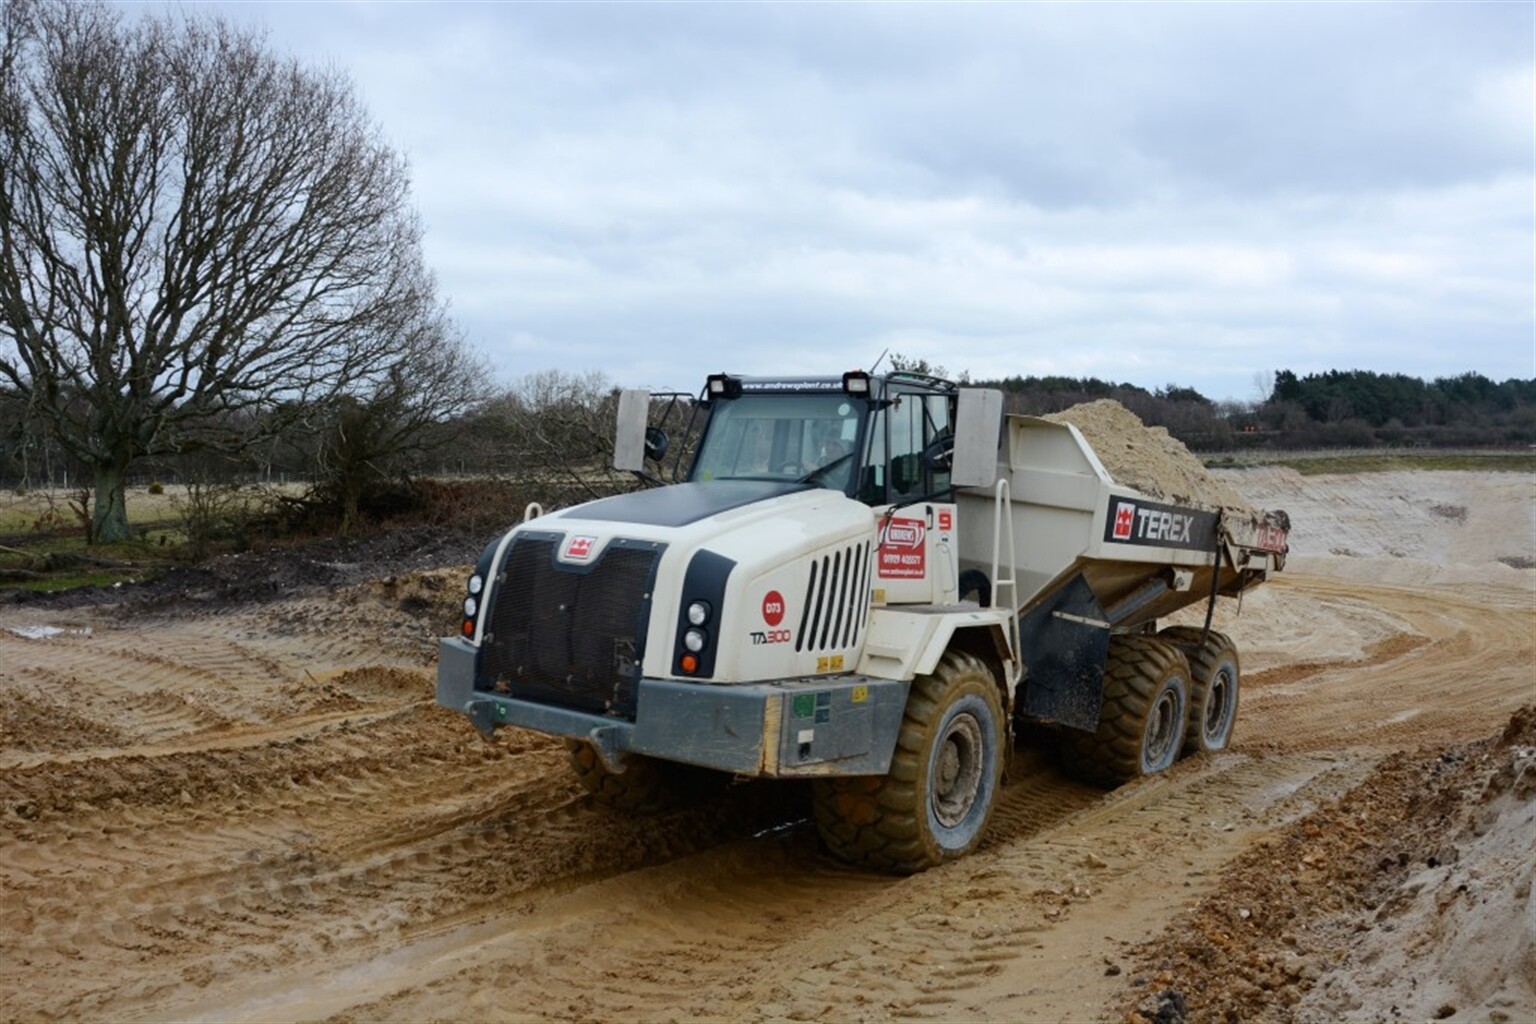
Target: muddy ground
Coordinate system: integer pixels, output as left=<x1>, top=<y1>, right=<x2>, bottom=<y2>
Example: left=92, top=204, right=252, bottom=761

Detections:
left=1, top=467, right=1532, bottom=1023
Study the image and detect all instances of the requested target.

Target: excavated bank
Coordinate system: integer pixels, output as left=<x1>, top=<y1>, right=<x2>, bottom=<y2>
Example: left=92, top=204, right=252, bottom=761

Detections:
left=1122, top=706, right=1536, bottom=1024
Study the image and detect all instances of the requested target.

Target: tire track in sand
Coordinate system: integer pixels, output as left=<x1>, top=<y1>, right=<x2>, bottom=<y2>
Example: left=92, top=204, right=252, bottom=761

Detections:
left=1237, top=573, right=1534, bottom=752
left=153, top=748, right=1363, bottom=1023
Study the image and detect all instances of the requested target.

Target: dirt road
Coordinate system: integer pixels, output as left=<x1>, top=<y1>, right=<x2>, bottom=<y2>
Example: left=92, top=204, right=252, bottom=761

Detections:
left=1, top=468, right=1531, bottom=1022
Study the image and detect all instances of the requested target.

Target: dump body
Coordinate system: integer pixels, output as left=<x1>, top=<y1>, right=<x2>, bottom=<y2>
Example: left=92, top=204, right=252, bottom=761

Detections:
left=958, top=413, right=1285, bottom=622
left=953, top=413, right=1287, bottom=730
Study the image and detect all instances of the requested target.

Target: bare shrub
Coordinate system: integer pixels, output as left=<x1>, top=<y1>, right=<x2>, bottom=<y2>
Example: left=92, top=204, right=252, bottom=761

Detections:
left=171, top=481, right=271, bottom=559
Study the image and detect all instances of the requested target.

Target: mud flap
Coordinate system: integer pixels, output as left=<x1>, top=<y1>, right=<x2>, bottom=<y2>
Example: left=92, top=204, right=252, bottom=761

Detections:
left=1017, top=573, right=1110, bottom=732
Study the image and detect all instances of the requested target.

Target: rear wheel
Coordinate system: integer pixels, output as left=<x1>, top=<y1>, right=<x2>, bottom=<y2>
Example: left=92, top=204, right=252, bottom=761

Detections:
left=1158, top=626, right=1241, bottom=755
left=813, top=650, right=1004, bottom=873
left=1060, top=635, right=1189, bottom=786
left=565, top=740, right=727, bottom=813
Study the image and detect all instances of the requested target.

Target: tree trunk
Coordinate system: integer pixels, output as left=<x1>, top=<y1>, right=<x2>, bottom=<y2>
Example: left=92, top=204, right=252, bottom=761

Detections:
left=340, top=483, right=361, bottom=536
left=92, top=460, right=132, bottom=545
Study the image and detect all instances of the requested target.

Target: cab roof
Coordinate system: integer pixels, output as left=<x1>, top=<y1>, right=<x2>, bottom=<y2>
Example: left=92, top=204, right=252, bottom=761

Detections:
left=717, top=371, right=958, bottom=395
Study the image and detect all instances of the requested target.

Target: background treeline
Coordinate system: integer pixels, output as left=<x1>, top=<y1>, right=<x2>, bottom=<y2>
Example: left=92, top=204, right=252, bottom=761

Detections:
left=975, top=369, right=1536, bottom=451
left=0, top=370, right=666, bottom=539
left=4, top=366, right=1529, bottom=504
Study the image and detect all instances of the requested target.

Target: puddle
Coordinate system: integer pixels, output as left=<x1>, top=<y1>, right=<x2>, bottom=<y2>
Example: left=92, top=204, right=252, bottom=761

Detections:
left=6, top=624, right=93, bottom=640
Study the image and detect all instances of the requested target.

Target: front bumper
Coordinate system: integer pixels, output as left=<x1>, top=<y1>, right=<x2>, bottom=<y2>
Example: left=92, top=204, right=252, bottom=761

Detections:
left=437, top=637, right=909, bottom=778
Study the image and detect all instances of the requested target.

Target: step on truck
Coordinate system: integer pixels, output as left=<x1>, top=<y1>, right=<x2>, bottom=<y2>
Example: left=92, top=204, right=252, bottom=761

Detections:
left=437, top=371, right=1290, bottom=872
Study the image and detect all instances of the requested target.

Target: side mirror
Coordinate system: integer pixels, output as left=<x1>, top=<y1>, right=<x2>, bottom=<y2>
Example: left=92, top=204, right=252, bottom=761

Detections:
left=613, top=389, right=650, bottom=472
left=644, top=426, right=669, bottom=462
left=951, top=388, right=1003, bottom=488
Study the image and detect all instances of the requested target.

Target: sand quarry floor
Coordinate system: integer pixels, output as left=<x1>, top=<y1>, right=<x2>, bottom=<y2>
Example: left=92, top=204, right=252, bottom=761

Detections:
left=1, top=467, right=1532, bottom=1023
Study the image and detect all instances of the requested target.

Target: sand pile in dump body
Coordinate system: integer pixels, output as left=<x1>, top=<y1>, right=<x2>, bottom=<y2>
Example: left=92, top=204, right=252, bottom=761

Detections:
left=1043, top=399, right=1253, bottom=513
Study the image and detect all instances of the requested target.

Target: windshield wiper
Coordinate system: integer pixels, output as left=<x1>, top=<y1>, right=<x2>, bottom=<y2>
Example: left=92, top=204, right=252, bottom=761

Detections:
left=796, top=452, right=855, bottom=484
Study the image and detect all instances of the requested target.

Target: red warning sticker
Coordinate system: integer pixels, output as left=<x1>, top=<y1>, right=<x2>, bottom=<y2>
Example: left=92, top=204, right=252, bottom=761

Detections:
left=878, top=517, right=927, bottom=578
left=762, top=590, right=785, bottom=626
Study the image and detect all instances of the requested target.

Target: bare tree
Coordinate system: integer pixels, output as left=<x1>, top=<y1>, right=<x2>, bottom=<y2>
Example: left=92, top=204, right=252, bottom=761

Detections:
left=472, top=369, right=633, bottom=503
left=0, top=0, right=441, bottom=542
left=310, top=306, right=486, bottom=532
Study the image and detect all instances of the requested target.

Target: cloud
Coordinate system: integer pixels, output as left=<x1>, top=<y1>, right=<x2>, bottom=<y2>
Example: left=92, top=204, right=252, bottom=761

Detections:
left=178, top=2, right=1534, bottom=399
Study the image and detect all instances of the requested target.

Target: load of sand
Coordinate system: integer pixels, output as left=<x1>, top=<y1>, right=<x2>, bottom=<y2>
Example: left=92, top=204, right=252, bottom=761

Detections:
left=1042, top=399, right=1253, bottom=513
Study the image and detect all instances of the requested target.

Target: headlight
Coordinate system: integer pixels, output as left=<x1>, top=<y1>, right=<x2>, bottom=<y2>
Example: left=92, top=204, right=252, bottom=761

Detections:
left=468, top=574, right=483, bottom=595
left=687, top=600, right=711, bottom=626
left=683, top=628, right=707, bottom=653
left=463, top=596, right=478, bottom=617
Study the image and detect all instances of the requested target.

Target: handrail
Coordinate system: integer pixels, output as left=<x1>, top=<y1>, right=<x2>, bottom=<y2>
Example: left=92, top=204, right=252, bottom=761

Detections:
left=988, top=477, right=1023, bottom=686
left=523, top=502, right=544, bottom=523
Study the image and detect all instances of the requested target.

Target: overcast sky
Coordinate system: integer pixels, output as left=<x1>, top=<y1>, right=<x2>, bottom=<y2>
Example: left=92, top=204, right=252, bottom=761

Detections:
left=187, top=1, right=1532, bottom=402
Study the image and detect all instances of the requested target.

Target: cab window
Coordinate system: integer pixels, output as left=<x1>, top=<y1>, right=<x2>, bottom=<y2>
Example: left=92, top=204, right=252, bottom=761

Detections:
left=857, top=388, right=955, bottom=505
left=690, top=392, right=863, bottom=487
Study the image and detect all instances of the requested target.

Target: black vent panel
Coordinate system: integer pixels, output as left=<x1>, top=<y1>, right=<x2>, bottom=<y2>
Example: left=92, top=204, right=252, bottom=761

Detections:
left=481, top=536, right=661, bottom=719
left=795, top=540, right=871, bottom=653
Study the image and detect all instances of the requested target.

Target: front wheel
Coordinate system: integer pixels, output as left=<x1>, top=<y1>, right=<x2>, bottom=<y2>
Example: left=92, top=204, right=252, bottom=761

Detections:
left=813, top=650, right=1005, bottom=873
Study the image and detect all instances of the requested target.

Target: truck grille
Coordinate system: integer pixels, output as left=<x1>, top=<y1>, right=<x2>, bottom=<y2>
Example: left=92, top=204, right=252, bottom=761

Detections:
left=795, top=540, right=871, bottom=653
left=480, top=535, right=662, bottom=719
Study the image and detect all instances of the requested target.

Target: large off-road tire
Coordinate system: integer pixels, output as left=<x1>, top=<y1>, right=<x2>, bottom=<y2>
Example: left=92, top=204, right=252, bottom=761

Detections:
left=1060, top=635, right=1190, bottom=786
left=812, top=650, right=1005, bottom=874
left=565, top=740, right=727, bottom=813
left=1158, top=626, right=1241, bottom=756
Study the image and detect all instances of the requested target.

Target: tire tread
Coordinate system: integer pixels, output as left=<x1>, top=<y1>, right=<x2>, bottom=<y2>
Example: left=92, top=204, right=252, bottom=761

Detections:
left=1059, top=634, right=1190, bottom=786
left=813, top=650, right=1002, bottom=874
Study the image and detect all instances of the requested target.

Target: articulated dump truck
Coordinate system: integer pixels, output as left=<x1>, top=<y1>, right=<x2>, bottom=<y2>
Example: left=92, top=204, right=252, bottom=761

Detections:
left=437, top=372, right=1290, bottom=872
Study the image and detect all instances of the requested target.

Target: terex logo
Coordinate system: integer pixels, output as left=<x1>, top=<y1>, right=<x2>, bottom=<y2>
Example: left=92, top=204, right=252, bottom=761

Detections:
left=1113, top=503, right=1136, bottom=540
left=1136, top=508, right=1194, bottom=544
left=1104, top=497, right=1217, bottom=552
left=562, top=535, right=597, bottom=561
left=1255, top=524, right=1289, bottom=552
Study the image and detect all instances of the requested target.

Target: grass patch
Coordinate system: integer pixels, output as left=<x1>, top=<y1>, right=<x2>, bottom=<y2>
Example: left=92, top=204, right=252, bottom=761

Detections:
left=6, top=568, right=149, bottom=592
left=0, top=482, right=304, bottom=535
left=1283, top=452, right=1536, bottom=475
left=1204, top=451, right=1536, bottom=475
left=0, top=525, right=184, bottom=596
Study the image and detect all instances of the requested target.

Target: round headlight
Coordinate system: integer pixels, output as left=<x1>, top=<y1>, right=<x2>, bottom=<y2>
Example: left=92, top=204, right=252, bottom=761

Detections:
left=468, top=574, right=483, bottom=595
left=683, top=628, right=707, bottom=653
left=463, top=596, right=478, bottom=617
left=687, top=600, right=711, bottom=626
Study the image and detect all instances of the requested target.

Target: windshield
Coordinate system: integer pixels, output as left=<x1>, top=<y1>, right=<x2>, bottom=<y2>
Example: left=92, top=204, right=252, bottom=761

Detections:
left=689, top=393, right=865, bottom=491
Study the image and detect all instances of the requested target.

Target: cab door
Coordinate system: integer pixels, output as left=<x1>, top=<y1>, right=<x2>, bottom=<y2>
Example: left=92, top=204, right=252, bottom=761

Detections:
left=865, top=388, right=959, bottom=606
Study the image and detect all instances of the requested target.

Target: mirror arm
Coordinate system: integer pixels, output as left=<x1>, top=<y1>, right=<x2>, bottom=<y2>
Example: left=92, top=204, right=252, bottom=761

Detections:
left=628, top=468, right=665, bottom=489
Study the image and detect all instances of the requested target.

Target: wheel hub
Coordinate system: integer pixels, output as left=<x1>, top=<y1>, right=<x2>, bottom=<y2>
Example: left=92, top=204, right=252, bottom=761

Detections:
left=932, top=712, right=984, bottom=828
left=1145, top=689, right=1178, bottom=766
left=1204, top=668, right=1232, bottom=738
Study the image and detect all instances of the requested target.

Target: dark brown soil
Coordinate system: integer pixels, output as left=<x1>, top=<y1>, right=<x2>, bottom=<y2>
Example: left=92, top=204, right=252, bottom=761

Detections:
left=6, top=523, right=491, bottom=613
